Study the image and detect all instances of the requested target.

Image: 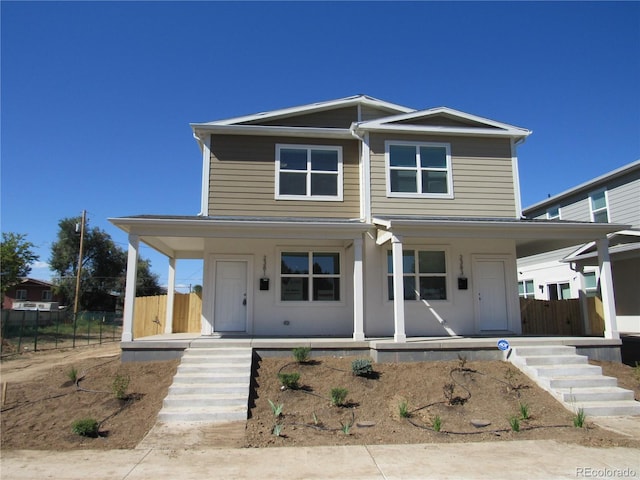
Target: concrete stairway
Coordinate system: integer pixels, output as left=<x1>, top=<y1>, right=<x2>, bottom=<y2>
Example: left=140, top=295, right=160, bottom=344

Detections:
left=157, top=346, right=253, bottom=423
left=509, top=345, right=640, bottom=417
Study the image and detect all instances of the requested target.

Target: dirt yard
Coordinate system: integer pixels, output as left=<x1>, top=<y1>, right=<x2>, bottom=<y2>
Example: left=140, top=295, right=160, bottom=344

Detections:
left=1, top=344, right=639, bottom=450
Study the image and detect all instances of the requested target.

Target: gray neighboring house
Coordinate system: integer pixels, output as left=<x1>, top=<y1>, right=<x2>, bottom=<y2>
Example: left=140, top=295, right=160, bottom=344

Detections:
left=518, top=159, right=640, bottom=334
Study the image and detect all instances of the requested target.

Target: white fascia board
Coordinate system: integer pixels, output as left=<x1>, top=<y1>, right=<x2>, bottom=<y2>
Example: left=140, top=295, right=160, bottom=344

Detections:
left=356, top=124, right=530, bottom=139
left=198, top=95, right=414, bottom=127
left=523, top=159, right=640, bottom=214
left=357, top=106, right=531, bottom=136
left=191, top=124, right=353, bottom=139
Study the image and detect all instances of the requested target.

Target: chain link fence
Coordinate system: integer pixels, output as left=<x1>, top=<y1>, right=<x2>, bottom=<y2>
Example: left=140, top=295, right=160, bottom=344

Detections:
left=0, top=309, right=122, bottom=356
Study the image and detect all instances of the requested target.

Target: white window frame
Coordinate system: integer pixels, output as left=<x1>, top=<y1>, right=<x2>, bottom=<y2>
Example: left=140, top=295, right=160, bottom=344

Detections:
left=385, top=141, right=453, bottom=199
left=15, top=289, right=27, bottom=300
left=589, top=189, right=609, bottom=223
left=42, top=290, right=53, bottom=301
left=547, top=282, right=571, bottom=300
left=583, top=270, right=599, bottom=297
left=518, top=279, right=535, bottom=298
left=546, top=206, right=561, bottom=219
left=275, top=144, right=343, bottom=201
left=277, top=248, right=345, bottom=305
left=385, top=246, right=450, bottom=302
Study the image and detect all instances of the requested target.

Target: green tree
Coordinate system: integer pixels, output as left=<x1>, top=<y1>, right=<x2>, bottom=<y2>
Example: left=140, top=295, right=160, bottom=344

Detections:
left=49, top=216, right=162, bottom=311
left=0, top=232, right=39, bottom=296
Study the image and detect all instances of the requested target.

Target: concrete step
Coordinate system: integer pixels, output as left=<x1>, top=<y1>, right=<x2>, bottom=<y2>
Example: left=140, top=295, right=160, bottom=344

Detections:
left=530, top=364, right=602, bottom=378
left=547, top=375, right=619, bottom=389
left=181, top=355, right=252, bottom=364
left=157, top=405, right=247, bottom=423
left=163, top=393, right=247, bottom=409
left=511, top=345, right=576, bottom=356
left=172, top=372, right=251, bottom=384
left=556, top=386, right=635, bottom=403
left=168, top=383, right=249, bottom=396
left=177, top=363, right=252, bottom=374
left=570, top=401, right=640, bottom=417
left=519, top=354, right=588, bottom=366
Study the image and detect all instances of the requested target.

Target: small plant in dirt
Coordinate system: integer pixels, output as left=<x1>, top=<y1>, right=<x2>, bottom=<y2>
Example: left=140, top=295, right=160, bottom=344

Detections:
left=311, top=412, right=322, bottom=426
left=340, top=419, right=352, bottom=435
left=67, top=366, right=79, bottom=384
left=443, top=382, right=467, bottom=406
left=278, top=372, right=300, bottom=389
left=457, top=354, right=468, bottom=369
left=268, top=399, right=283, bottom=417
left=112, top=374, right=130, bottom=400
left=519, top=402, right=530, bottom=420
left=292, top=347, right=311, bottom=363
left=272, top=423, right=283, bottom=437
left=398, top=400, right=411, bottom=418
left=573, top=408, right=586, bottom=428
left=330, top=387, right=348, bottom=406
left=71, top=418, right=99, bottom=438
left=509, top=415, right=520, bottom=432
left=432, top=415, right=442, bottom=432
left=351, top=358, right=373, bottom=377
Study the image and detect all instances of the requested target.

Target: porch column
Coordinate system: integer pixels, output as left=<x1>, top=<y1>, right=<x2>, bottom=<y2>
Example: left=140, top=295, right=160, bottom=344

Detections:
left=596, top=238, right=619, bottom=340
left=391, top=234, right=407, bottom=343
left=576, top=266, right=591, bottom=335
left=352, top=236, right=365, bottom=341
left=122, top=234, right=139, bottom=342
left=164, top=257, right=176, bottom=334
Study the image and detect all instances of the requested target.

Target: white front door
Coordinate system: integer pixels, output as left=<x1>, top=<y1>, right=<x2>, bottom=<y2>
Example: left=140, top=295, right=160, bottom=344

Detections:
left=473, top=258, right=509, bottom=331
left=214, top=260, right=248, bottom=332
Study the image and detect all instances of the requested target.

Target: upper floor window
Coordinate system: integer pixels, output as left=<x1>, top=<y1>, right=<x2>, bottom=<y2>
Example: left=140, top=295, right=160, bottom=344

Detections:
left=42, top=290, right=52, bottom=301
left=589, top=190, right=609, bottom=223
left=387, top=249, right=448, bottom=301
left=15, top=289, right=27, bottom=300
left=280, top=251, right=341, bottom=302
left=275, top=145, right=343, bottom=201
left=547, top=206, right=560, bottom=219
left=385, top=141, right=453, bottom=198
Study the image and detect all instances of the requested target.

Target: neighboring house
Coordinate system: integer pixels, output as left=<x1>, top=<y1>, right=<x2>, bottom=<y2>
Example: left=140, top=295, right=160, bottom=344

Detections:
left=2, top=278, right=62, bottom=311
left=110, top=95, right=623, bottom=342
left=518, top=160, right=640, bottom=333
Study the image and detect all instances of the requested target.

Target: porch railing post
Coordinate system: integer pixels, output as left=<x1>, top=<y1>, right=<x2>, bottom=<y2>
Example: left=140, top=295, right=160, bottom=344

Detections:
left=391, top=234, right=407, bottom=343
left=596, top=238, right=619, bottom=340
left=352, top=236, right=365, bottom=341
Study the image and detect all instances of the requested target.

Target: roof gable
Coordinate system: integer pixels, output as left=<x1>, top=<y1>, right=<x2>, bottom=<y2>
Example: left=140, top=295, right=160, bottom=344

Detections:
left=355, top=107, right=531, bottom=139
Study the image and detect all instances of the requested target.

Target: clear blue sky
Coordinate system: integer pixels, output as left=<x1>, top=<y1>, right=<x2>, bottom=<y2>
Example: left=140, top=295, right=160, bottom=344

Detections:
left=2, top=1, right=639, bottom=289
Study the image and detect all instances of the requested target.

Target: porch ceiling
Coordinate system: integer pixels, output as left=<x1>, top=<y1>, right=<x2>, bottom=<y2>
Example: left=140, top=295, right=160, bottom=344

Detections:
left=108, top=215, right=372, bottom=259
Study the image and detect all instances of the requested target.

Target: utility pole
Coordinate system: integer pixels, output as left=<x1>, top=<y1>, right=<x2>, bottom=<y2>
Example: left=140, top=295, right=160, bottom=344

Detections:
left=72, top=210, right=86, bottom=347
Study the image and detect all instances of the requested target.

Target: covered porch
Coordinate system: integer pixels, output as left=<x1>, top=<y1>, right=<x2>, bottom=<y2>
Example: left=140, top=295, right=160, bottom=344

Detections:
left=109, top=215, right=626, bottom=346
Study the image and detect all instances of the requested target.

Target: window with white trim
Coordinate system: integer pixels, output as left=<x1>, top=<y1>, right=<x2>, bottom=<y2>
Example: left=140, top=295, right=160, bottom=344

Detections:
left=589, top=190, right=609, bottom=223
left=385, top=141, right=452, bottom=197
left=547, top=206, right=560, bottom=219
left=280, top=251, right=341, bottom=301
left=518, top=280, right=535, bottom=298
left=42, top=290, right=52, bottom=301
left=583, top=271, right=598, bottom=297
left=16, top=289, right=27, bottom=300
left=387, top=249, right=447, bottom=301
left=275, top=145, right=343, bottom=200
left=548, top=282, right=571, bottom=300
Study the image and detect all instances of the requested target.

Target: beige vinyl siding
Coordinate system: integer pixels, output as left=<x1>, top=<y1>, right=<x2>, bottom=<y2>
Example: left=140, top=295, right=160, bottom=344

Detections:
left=393, top=115, right=496, bottom=128
left=208, top=134, right=360, bottom=217
left=360, top=106, right=403, bottom=122
left=369, top=133, right=517, bottom=218
left=241, top=107, right=358, bottom=128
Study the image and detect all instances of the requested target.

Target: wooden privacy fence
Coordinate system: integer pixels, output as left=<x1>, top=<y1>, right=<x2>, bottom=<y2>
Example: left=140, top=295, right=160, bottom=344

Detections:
left=520, top=297, right=604, bottom=336
left=133, top=293, right=202, bottom=338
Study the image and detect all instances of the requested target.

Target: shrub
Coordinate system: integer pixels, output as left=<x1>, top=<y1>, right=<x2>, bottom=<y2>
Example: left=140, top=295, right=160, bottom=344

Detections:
left=330, top=387, right=348, bottom=406
left=268, top=399, right=283, bottom=417
left=351, top=358, right=373, bottom=377
left=432, top=415, right=442, bottom=432
left=509, top=416, right=520, bottom=432
left=67, top=366, right=79, bottom=384
left=112, top=374, right=130, bottom=400
left=398, top=400, right=410, bottom=418
left=272, top=423, right=283, bottom=437
left=292, top=347, right=311, bottom=363
left=519, top=402, right=530, bottom=420
left=278, top=372, right=300, bottom=389
left=71, top=418, right=99, bottom=437
left=573, top=408, right=586, bottom=428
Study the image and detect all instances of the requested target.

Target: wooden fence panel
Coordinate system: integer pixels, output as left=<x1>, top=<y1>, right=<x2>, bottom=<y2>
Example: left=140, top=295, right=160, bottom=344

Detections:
left=134, top=293, right=202, bottom=337
left=519, top=298, right=584, bottom=335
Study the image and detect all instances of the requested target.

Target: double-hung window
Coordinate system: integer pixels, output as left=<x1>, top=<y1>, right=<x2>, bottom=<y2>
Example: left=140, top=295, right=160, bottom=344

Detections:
left=589, top=190, right=609, bottom=223
left=387, top=249, right=447, bottom=301
left=276, top=145, right=343, bottom=201
left=280, top=251, right=341, bottom=302
left=386, top=141, right=452, bottom=198
left=16, top=289, right=27, bottom=300
left=42, top=290, right=52, bottom=301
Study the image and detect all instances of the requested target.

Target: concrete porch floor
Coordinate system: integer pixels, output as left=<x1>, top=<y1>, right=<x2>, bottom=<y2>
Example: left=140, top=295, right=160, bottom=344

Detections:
left=121, top=334, right=622, bottom=363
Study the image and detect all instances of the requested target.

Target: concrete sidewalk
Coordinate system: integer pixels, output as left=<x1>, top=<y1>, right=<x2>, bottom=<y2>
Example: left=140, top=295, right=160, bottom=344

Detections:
left=1, top=440, right=638, bottom=480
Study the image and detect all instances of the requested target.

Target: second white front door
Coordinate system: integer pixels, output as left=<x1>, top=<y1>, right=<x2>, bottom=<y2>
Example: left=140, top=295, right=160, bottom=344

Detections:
left=214, top=260, right=248, bottom=332
left=473, top=258, right=509, bottom=331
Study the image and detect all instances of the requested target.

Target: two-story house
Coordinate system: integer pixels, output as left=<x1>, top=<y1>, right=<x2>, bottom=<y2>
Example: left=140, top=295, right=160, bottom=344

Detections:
left=2, top=278, right=62, bottom=311
left=110, top=95, right=623, bottom=343
left=518, top=160, right=640, bottom=334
